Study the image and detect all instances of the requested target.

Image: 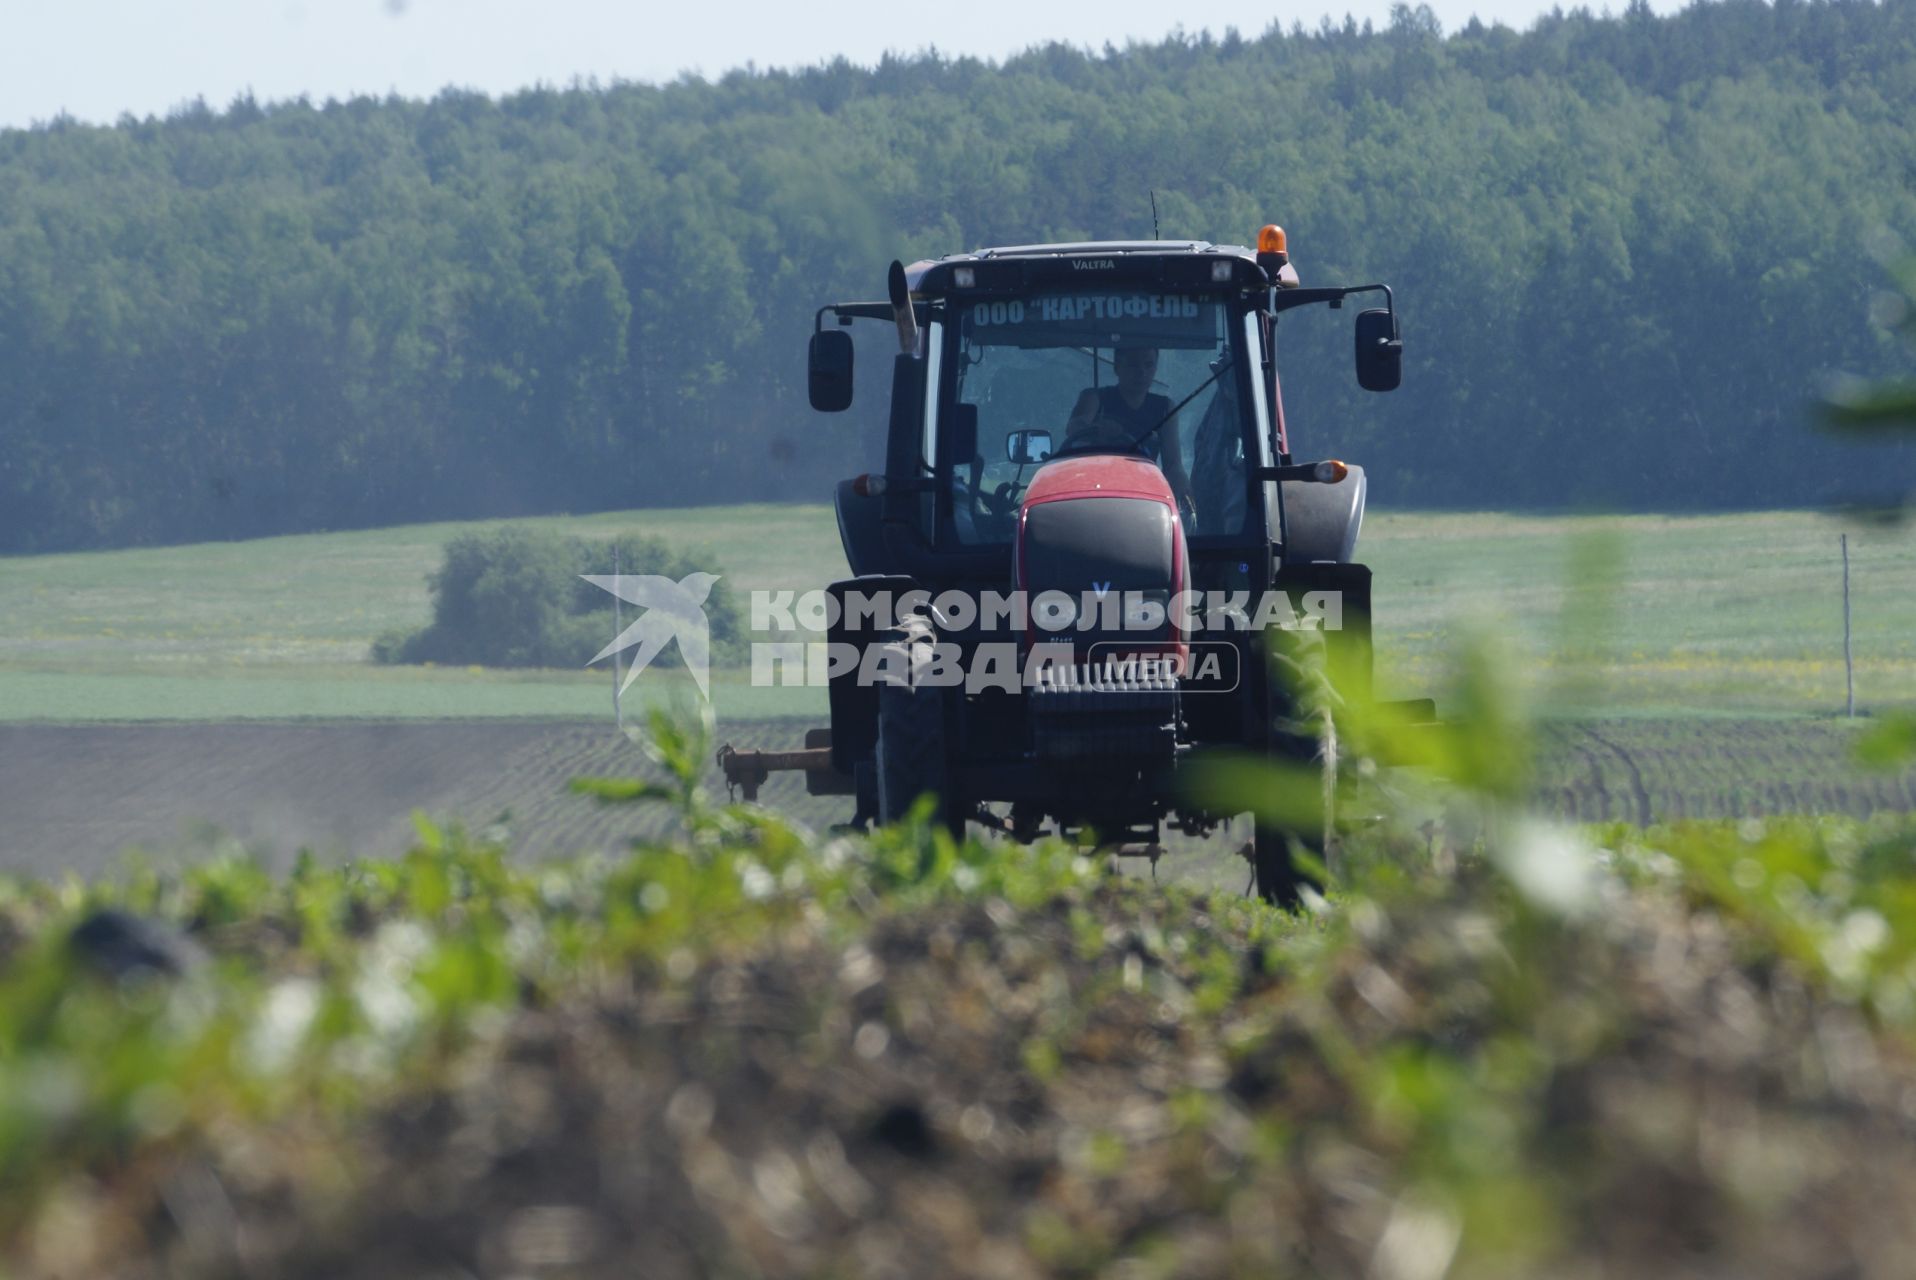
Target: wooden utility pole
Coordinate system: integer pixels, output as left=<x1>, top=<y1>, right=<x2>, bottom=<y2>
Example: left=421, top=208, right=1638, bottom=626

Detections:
left=1842, top=533, right=1854, bottom=719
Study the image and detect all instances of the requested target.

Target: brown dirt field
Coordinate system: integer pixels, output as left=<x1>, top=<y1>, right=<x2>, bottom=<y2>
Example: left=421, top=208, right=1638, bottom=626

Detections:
left=0, top=721, right=709, bottom=875
left=2, top=718, right=1912, bottom=880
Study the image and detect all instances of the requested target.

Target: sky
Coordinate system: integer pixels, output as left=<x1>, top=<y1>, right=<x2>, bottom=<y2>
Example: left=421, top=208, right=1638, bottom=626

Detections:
left=2, top=0, right=1677, bottom=130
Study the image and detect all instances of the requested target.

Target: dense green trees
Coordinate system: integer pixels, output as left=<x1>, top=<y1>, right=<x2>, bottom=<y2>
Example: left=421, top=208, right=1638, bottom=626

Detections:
left=2, top=0, right=1913, bottom=551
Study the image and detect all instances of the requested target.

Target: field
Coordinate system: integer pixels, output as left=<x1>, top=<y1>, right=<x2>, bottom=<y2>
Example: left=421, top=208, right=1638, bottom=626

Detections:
left=2, top=506, right=1913, bottom=722
left=0, top=505, right=842, bottom=723
left=3, top=504, right=1913, bottom=872
left=6, top=717, right=1914, bottom=885
left=5, top=506, right=1916, bottom=1276
left=1532, top=717, right=1916, bottom=821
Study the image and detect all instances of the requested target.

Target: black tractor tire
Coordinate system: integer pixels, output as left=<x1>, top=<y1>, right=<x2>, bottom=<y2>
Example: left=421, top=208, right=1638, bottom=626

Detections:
left=1253, top=826, right=1310, bottom=909
left=874, top=627, right=963, bottom=836
left=1252, top=793, right=1331, bottom=909
left=1253, top=705, right=1337, bottom=909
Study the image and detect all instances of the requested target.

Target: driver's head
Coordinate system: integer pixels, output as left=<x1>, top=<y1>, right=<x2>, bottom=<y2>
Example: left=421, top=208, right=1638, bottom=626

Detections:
left=1113, top=346, right=1158, bottom=398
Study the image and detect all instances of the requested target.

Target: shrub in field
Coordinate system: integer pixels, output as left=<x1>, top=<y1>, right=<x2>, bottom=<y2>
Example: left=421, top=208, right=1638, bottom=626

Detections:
left=373, top=528, right=744, bottom=669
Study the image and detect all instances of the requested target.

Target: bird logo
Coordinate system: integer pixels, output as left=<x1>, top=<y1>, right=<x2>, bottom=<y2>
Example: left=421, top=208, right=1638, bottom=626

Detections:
left=582, top=572, right=722, bottom=699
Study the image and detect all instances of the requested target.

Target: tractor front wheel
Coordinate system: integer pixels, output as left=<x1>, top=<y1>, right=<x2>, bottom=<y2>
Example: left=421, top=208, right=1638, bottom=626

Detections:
left=1253, top=708, right=1337, bottom=908
left=874, top=628, right=963, bottom=837
left=1252, top=826, right=1312, bottom=909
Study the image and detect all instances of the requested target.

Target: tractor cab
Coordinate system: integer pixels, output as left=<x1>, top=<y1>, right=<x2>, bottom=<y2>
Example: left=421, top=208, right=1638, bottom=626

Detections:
left=729, top=230, right=1410, bottom=905
left=936, top=278, right=1252, bottom=547
left=811, top=234, right=1398, bottom=591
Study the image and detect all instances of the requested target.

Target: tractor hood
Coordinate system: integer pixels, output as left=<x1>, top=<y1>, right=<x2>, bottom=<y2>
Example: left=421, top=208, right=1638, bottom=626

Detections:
left=1015, top=455, right=1186, bottom=658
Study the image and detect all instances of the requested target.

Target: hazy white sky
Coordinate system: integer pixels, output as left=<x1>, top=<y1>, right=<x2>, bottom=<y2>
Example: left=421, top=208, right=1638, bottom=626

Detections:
left=3, top=0, right=1672, bottom=130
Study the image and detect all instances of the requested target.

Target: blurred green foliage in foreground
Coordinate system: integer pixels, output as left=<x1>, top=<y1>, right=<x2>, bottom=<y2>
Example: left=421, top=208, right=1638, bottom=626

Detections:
left=3, top=695, right=1916, bottom=1276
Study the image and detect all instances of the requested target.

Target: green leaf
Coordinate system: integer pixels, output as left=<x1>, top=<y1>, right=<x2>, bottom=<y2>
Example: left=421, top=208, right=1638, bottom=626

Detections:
left=1182, top=752, right=1327, bottom=832
left=1822, top=380, right=1916, bottom=434
left=1856, top=712, right=1916, bottom=768
left=569, top=776, right=676, bottom=804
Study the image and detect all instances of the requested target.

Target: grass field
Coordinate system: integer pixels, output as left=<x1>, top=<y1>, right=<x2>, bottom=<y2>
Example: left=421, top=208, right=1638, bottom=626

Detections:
left=1364, top=510, right=1916, bottom=717
left=0, top=505, right=1912, bottom=721
left=0, top=505, right=842, bottom=722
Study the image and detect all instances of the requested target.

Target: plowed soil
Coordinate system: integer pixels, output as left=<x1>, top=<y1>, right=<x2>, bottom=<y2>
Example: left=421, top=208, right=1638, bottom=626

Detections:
left=3, top=718, right=1912, bottom=878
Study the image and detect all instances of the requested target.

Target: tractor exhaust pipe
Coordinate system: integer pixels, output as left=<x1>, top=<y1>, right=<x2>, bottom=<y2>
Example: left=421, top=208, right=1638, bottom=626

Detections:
left=887, top=260, right=919, bottom=355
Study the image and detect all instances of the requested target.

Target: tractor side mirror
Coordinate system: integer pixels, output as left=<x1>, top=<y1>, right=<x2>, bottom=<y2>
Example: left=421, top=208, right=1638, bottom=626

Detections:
left=809, top=329, right=855, bottom=412
left=1006, top=429, right=1054, bottom=465
left=1354, top=308, right=1401, bottom=392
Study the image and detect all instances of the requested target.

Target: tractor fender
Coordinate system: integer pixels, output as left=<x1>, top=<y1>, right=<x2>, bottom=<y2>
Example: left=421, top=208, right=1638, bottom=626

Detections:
left=1281, top=465, right=1366, bottom=564
left=824, top=574, right=919, bottom=775
left=835, top=479, right=888, bottom=577
left=848, top=477, right=1006, bottom=582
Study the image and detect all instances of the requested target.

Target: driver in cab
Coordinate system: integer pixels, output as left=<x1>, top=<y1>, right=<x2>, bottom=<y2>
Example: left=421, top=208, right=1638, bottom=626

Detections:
left=1062, top=346, right=1195, bottom=516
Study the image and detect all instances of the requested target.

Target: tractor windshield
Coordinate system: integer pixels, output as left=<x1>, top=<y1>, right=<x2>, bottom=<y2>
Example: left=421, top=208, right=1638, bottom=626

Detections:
left=938, top=291, right=1263, bottom=545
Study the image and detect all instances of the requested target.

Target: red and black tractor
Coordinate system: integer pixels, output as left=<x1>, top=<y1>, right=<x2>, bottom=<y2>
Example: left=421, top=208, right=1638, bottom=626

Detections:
left=721, top=229, right=1410, bottom=904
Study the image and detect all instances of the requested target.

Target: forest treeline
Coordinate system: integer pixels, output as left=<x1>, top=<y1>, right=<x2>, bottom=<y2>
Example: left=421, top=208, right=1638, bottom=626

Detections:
left=2, top=0, right=1914, bottom=551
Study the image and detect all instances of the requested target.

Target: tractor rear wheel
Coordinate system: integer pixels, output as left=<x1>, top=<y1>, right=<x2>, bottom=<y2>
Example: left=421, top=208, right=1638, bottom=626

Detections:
left=874, top=627, right=963, bottom=836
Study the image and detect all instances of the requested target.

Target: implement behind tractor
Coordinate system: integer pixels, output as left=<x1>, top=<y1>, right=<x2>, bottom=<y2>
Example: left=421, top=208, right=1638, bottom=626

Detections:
left=722, top=228, right=1422, bottom=904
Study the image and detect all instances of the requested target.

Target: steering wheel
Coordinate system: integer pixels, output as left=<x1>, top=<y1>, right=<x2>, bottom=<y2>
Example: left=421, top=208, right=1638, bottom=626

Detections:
left=1059, top=416, right=1150, bottom=457
left=977, top=479, right=1023, bottom=517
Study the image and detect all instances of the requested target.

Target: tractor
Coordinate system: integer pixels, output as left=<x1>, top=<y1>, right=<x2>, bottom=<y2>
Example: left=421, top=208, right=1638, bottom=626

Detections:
left=719, top=228, right=1415, bottom=905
